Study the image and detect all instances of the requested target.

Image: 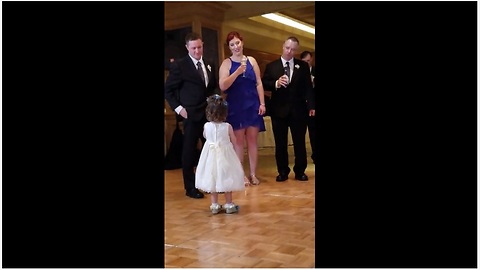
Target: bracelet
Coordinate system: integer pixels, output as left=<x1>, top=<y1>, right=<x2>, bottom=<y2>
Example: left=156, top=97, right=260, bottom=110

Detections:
left=260, top=103, right=265, bottom=106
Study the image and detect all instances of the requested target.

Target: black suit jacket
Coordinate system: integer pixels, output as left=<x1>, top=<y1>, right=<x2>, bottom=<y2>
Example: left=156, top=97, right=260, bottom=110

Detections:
left=310, top=65, right=316, bottom=102
left=262, top=58, right=314, bottom=118
left=165, top=56, right=218, bottom=121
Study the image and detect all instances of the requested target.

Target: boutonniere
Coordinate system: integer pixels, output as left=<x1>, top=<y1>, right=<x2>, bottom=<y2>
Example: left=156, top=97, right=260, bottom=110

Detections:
left=295, top=64, right=300, bottom=69
left=207, top=65, right=212, bottom=72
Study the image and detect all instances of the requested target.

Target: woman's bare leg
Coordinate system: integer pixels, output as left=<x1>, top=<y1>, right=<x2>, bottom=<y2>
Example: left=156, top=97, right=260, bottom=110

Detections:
left=246, top=127, right=260, bottom=184
left=233, top=129, right=246, bottom=164
left=234, top=129, right=250, bottom=186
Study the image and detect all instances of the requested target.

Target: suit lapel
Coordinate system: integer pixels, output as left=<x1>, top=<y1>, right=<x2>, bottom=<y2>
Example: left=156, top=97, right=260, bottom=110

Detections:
left=276, top=59, right=284, bottom=76
left=290, top=59, right=299, bottom=84
left=204, top=61, right=212, bottom=87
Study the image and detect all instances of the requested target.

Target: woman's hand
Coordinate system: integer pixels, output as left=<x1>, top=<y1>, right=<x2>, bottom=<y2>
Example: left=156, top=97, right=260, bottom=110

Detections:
left=235, top=64, right=247, bottom=76
left=258, top=104, right=266, bottom=115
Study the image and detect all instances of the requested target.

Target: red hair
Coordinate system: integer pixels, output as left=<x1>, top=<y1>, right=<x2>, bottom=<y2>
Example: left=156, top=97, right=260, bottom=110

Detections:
left=225, top=31, right=243, bottom=45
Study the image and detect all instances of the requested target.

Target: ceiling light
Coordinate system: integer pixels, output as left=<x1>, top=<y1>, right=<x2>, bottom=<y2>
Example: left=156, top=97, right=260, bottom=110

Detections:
left=261, top=13, right=315, bottom=35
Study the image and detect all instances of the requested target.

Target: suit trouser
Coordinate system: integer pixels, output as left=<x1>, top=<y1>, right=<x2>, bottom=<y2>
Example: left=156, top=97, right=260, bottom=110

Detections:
left=182, top=117, right=206, bottom=190
left=271, top=112, right=308, bottom=175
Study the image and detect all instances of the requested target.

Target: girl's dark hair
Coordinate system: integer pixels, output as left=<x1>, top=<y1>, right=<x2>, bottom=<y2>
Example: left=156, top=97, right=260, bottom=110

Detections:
left=205, top=94, right=228, bottom=122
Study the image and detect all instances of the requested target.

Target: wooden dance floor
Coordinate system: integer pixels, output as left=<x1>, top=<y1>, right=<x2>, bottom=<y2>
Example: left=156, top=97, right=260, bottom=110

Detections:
left=164, top=145, right=315, bottom=268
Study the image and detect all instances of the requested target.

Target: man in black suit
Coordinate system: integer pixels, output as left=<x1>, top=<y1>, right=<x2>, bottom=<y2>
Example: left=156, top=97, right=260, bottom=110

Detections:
left=165, top=32, right=218, bottom=198
left=262, top=37, right=315, bottom=182
left=300, top=50, right=316, bottom=164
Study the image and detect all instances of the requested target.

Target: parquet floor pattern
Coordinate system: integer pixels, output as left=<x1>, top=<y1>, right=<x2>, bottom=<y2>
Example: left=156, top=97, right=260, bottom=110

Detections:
left=165, top=146, right=315, bottom=268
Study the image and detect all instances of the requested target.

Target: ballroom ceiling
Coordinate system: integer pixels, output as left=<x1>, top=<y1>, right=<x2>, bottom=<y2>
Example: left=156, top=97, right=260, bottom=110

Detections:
left=220, top=1, right=315, bottom=25
left=164, top=1, right=315, bottom=56
left=219, top=1, right=315, bottom=54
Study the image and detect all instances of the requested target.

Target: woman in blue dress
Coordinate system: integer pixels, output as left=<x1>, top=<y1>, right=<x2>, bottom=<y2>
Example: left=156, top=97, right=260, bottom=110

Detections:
left=219, top=31, right=266, bottom=186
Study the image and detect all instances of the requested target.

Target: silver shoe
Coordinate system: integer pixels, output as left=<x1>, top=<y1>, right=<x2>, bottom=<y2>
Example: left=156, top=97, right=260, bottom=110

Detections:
left=223, top=203, right=239, bottom=214
left=210, top=203, right=222, bottom=214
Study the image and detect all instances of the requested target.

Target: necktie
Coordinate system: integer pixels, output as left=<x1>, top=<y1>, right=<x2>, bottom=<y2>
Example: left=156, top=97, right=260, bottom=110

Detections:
left=284, top=61, right=290, bottom=81
left=197, top=62, right=205, bottom=84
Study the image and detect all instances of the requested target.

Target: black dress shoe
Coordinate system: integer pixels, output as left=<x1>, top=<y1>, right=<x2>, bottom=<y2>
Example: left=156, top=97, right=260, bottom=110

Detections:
left=295, top=174, right=309, bottom=181
left=276, top=173, right=288, bottom=182
left=185, top=188, right=204, bottom=199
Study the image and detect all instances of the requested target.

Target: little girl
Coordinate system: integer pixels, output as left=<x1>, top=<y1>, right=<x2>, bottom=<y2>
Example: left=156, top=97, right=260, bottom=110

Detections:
left=195, top=94, right=245, bottom=214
